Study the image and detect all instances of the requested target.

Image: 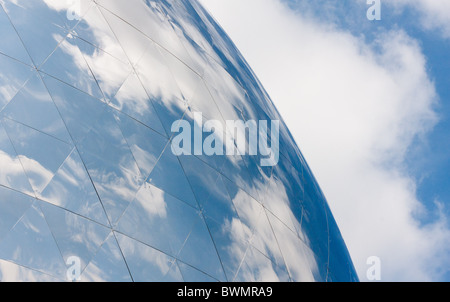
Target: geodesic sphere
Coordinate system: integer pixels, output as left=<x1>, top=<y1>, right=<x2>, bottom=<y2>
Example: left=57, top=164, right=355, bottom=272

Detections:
left=0, top=0, right=357, bottom=282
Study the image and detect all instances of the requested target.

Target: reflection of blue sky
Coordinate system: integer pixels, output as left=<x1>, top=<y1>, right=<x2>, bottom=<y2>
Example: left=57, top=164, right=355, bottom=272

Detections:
left=0, top=259, right=61, bottom=282
left=0, top=0, right=357, bottom=281
left=0, top=203, right=68, bottom=279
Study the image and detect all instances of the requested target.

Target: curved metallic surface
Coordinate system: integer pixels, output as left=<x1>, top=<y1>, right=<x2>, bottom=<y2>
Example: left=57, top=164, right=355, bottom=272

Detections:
left=0, top=0, right=358, bottom=282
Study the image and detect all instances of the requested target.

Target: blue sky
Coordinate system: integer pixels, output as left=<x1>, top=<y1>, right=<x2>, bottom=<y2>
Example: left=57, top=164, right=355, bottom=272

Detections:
left=407, top=31, right=450, bottom=225
left=201, top=0, right=450, bottom=281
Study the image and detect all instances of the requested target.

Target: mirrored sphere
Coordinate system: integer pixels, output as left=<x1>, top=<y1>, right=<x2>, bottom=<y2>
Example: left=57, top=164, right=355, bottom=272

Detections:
left=0, top=0, right=358, bottom=282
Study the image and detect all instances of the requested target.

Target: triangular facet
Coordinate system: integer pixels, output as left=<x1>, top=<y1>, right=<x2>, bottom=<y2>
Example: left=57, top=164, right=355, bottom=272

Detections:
left=97, top=0, right=194, bottom=72
left=110, top=72, right=166, bottom=136
left=40, top=36, right=104, bottom=100
left=1, top=0, right=70, bottom=67
left=179, top=155, right=235, bottom=223
left=76, top=108, right=143, bottom=225
left=136, top=42, right=185, bottom=104
left=0, top=120, right=34, bottom=196
left=76, top=38, right=132, bottom=100
left=0, top=259, right=63, bottom=282
left=222, top=176, right=284, bottom=269
left=203, top=215, right=248, bottom=282
left=151, top=95, right=189, bottom=138
left=147, top=147, right=197, bottom=208
left=219, top=147, right=258, bottom=201
left=42, top=74, right=107, bottom=144
left=175, top=109, right=226, bottom=171
left=39, top=201, right=111, bottom=273
left=266, top=211, right=315, bottom=282
left=76, top=107, right=140, bottom=167
left=116, top=183, right=200, bottom=257
left=2, top=119, right=74, bottom=194
left=177, top=261, right=218, bottom=282
left=80, top=233, right=132, bottom=282
left=1, top=71, right=72, bottom=143
left=98, top=6, right=153, bottom=66
left=0, top=186, right=33, bottom=243
left=188, top=79, right=223, bottom=122
left=115, top=232, right=184, bottom=282
left=39, top=149, right=110, bottom=226
left=178, top=214, right=227, bottom=282
left=160, top=48, right=203, bottom=103
left=114, top=111, right=168, bottom=178
left=0, top=203, right=67, bottom=279
left=71, top=4, right=129, bottom=64
left=0, top=6, right=32, bottom=65
left=80, top=150, right=142, bottom=226
left=0, top=54, right=34, bottom=111
left=234, top=246, right=290, bottom=282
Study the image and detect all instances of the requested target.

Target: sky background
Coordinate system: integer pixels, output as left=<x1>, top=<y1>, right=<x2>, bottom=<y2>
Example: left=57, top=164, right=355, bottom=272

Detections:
left=200, top=0, right=450, bottom=282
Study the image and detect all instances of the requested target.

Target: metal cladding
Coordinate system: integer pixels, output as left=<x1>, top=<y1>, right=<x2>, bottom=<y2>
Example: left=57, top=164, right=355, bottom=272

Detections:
left=0, top=0, right=358, bottom=282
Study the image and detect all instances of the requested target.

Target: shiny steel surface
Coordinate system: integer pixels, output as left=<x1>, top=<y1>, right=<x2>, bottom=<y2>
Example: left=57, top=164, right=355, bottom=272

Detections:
left=0, top=0, right=358, bottom=282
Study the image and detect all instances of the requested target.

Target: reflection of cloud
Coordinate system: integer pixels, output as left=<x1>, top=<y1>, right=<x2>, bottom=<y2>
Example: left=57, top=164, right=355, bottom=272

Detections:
left=112, top=76, right=151, bottom=116
left=239, top=248, right=281, bottom=282
left=128, top=145, right=158, bottom=178
left=81, top=262, right=106, bottom=282
left=18, top=155, right=54, bottom=193
left=0, top=82, right=17, bottom=108
left=224, top=176, right=317, bottom=281
left=0, top=259, right=60, bottom=282
left=54, top=34, right=87, bottom=70
left=0, top=0, right=23, bottom=14
left=267, top=209, right=317, bottom=282
left=82, top=50, right=129, bottom=98
left=117, top=232, right=177, bottom=280
left=42, top=0, right=92, bottom=18
left=135, top=43, right=186, bottom=110
left=134, top=183, right=167, bottom=218
left=0, top=149, right=53, bottom=195
left=0, top=151, right=27, bottom=183
left=88, top=166, right=138, bottom=206
left=47, top=1, right=190, bottom=116
left=56, top=154, right=84, bottom=187
left=36, top=151, right=110, bottom=226
left=262, top=176, right=304, bottom=239
left=80, top=233, right=130, bottom=282
left=52, top=19, right=131, bottom=100
left=222, top=215, right=283, bottom=282
left=42, top=0, right=74, bottom=12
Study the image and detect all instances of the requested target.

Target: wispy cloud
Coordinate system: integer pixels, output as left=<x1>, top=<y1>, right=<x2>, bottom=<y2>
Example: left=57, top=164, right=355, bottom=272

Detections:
left=201, top=0, right=450, bottom=281
left=390, top=0, right=450, bottom=38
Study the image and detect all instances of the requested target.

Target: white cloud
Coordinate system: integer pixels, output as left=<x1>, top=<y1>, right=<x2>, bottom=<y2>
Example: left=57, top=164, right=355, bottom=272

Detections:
left=391, top=0, right=450, bottom=37
left=201, top=0, right=450, bottom=281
